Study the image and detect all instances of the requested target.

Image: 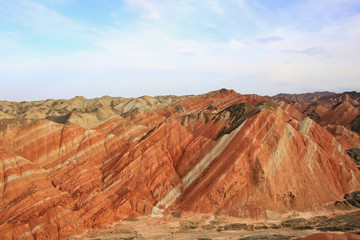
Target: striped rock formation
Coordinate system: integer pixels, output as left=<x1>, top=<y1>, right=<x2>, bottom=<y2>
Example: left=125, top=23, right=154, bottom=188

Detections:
left=0, top=89, right=359, bottom=239
left=273, top=91, right=360, bottom=165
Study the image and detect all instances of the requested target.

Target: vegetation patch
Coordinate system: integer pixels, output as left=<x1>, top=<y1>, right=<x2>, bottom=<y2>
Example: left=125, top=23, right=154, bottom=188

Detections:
left=292, top=225, right=314, bottom=230
left=317, top=226, right=355, bottom=232
left=201, top=225, right=216, bottom=230
left=223, top=223, right=247, bottom=230
left=281, top=218, right=306, bottom=228
left=209, top=220, right=221, bottom=225
left=122, top=217, right=139, bottom=222
left=180, top=220, right=200, bottom=231
left=254, top=224, right=269, bottom=230
left=171, top=211, right=181, bottom=218
left=316, top=211, right=360, bottom=230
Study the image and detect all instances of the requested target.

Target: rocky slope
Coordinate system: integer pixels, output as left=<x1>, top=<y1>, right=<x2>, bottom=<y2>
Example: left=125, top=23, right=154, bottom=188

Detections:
left=0, top=89, right=359, bottom=239
left=273, top=91, right=360, bottom=169
left=273, top=91, right=360, bottom=104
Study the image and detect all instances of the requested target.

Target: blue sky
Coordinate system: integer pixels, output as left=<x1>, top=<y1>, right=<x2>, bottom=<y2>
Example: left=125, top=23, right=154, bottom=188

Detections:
left=1, top=0, right=360, bottom=101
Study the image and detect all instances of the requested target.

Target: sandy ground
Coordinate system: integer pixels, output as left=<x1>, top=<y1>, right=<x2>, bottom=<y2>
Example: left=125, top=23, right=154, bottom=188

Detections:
left=80, top=228, right=317, bottom=240
left=68, top=211, right=360, bottom=240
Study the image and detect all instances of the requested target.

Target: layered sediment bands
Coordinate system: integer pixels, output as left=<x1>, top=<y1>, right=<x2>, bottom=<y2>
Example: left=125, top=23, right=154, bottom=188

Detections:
left=0, top=152, right=81, bottom=239
left=0, top=89, right=360, bottom=239
left=215, top=101, right=277, bottom=140
left=325, top=125, right=360, bottom=150
left=274, top=101, right=303, bottom=121
left=173, top=108, right=360, bottom=217
left=275, top=93, right=360, bottom=152
left=319, top=101, right=360, bottom=128
left=302, top=102, right=329, bottom=118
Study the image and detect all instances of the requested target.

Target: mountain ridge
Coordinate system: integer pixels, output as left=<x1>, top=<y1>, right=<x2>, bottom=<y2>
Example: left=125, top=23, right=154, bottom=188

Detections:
left=0, top=88, right=359, bottom=239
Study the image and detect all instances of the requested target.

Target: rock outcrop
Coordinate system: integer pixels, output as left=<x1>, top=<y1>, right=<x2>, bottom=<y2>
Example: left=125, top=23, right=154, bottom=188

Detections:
left=0, top=89, right=360, bottom=239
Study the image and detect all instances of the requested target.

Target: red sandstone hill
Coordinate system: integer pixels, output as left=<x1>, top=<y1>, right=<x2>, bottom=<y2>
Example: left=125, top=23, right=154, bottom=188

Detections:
left=272, top=91, right=360, bottom=152
left=0, top=89, right=359, bottom=239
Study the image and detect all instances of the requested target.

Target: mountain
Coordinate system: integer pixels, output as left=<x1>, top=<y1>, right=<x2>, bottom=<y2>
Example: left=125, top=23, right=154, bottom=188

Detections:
left=0, top=89, right=359, bottom=239
left=274, top=91, right=337, bottom=102
left=273, top=91, right=360, bottom=103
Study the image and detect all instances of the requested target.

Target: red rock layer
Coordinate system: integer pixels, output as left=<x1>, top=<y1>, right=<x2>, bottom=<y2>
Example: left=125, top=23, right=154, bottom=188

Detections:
left=325, top=125, right=360, bottom=150
left=0, top=89, right=359, bottom=239
left=303, top=233, right=360, bottom=240
left=319, top=101, right=360, bottom=128
left=172, top=109, right=359, bottom=218
left=0, top=152, right=81, bottom=239
left=274, top=93, right=360, bottom=152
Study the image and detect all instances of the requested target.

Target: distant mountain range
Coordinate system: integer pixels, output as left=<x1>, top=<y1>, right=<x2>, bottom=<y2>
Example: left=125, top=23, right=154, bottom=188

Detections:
left=274, top=91, right=360, bottom=102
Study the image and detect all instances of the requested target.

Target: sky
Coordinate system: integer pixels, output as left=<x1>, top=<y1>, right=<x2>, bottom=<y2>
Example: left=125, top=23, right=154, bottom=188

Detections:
left=0, top=0, right=360, bottom=101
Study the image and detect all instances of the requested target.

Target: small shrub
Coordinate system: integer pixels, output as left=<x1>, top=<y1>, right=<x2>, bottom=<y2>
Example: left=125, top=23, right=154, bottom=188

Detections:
left=317, top=226, right=355, bottom=232
left=171, top=211, right=181, bottom=218
left=254, top=224, right=269, bottom=230
left=281, top=218, right=306, bottom=228
left=201, top=225, right=216, bottom=230
left=223, top=223, right=247, bottom=230
left=122, top=217, right=139, bottom=222
left=292, top=225, right=314, bottom=230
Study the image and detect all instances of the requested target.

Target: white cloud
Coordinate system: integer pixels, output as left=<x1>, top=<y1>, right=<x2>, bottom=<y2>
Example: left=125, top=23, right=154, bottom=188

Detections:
left=283, top=47, right=327, bottom=56
left=256, top=36, right=283, bottom=44
left=1, top=0, right=360, bottom=100
left=181, top=52, right=197, bottom=57
left=226, top=39, right=245, bottom=50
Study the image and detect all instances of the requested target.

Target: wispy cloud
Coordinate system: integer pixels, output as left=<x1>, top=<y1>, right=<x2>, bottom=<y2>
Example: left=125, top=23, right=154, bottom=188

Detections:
left=256, top=36, right=283, bottom=44
left=283, top=47, right=327, bottom=56
left=0, top=0, right=360, bottom=100
left=181, top=52, right=197, bottom=57
left=301, top=47, right=327, bottom=56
